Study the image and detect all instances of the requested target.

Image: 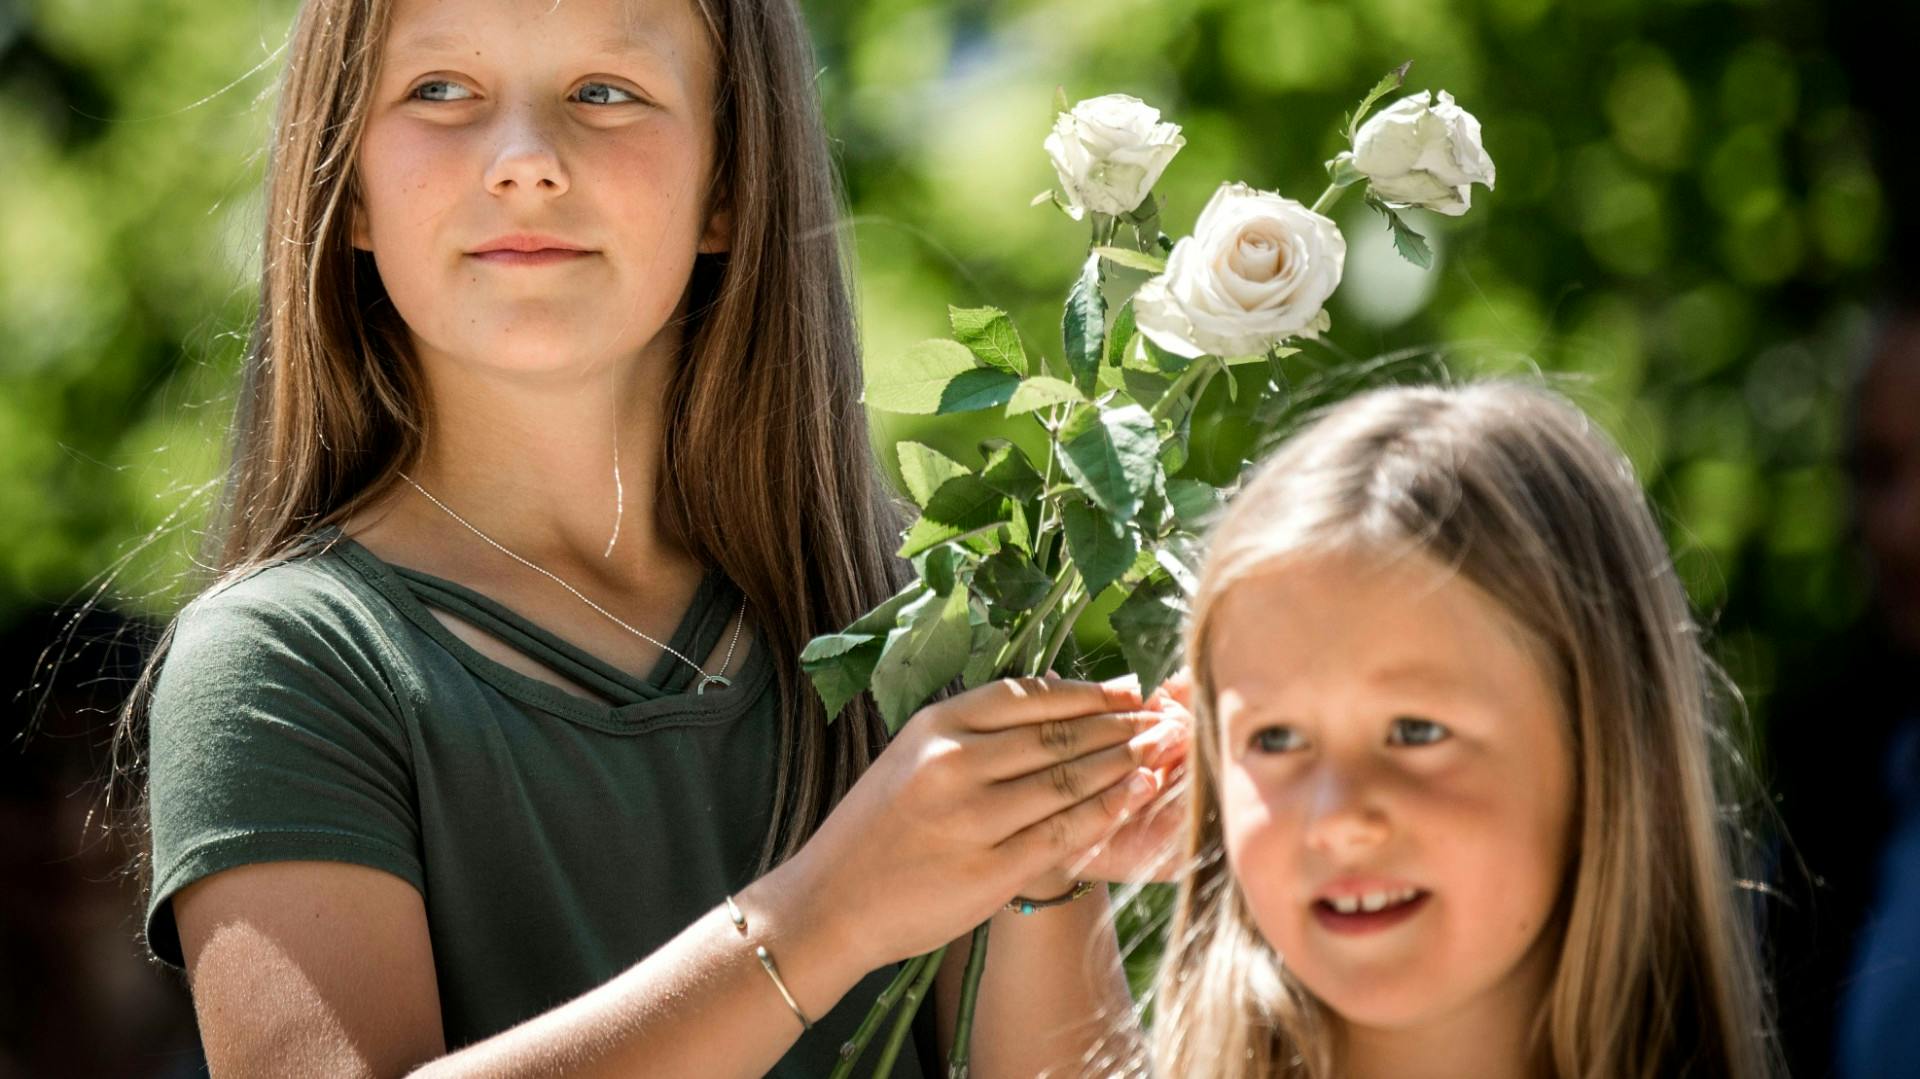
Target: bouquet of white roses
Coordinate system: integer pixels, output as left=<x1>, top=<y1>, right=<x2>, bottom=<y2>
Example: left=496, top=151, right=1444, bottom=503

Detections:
left=807, top=62, right=1494, bottom=1077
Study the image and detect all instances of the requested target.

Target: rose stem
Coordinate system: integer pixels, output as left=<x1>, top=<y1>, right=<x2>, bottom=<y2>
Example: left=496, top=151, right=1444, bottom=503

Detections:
left=945, top=920, right=993, bottom=1078
left=830, top=952, right=931, bottom=1079
left=870, top=944, right=948, bottom=1077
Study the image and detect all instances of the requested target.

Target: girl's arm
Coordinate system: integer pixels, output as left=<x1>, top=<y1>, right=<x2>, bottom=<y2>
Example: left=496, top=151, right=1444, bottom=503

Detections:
left=930, top=671, right=1194, bottom=1078
left=933, top=876, right=1139, bottom=1079
left=175, top=676, right=1164, bottom=1079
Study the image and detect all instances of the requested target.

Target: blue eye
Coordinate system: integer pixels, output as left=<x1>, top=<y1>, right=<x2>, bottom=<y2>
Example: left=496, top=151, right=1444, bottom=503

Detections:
left=406, top=81, right=642, bottom=105
left=574, top=82, right=642, bottom=105
left=1387, top=717, right=1449, bottom=746
left=1250, top=726, right=1306, bottom=754
left=409, top=79, right=473, bottom=102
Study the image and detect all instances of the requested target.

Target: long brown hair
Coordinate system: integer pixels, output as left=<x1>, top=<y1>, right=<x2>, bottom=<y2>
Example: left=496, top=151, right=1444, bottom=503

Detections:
left=1147, top=381, right=1780, bottom=1077
left=108, top=0, right=903, bottom=899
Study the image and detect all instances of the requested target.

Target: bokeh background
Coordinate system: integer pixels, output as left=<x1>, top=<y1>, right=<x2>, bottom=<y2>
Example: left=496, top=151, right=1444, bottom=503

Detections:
left=3, top=0, right=1914, bottom=1074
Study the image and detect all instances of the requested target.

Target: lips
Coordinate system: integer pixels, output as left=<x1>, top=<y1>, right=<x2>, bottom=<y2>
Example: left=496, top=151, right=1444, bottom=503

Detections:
left=468, top=249, right=593, bottom=267
left=1310, top=886, right=1430, bottom=935
left=468, top=233, right=591, bottom=255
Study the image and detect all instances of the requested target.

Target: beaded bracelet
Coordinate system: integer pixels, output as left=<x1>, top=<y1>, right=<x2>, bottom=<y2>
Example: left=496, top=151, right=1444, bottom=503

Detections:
left=1003, top=879, right=1098, bottom=915
left=725, top=894, right=812, bottom=1031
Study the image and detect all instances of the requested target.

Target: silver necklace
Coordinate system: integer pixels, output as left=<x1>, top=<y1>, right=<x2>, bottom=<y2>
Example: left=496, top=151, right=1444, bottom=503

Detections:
left=398, top=471, right=746, bottom=694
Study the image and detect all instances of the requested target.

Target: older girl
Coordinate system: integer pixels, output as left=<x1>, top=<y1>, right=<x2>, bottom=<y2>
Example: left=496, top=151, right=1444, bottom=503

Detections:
left=132, top=0, right=1182, bottom=1075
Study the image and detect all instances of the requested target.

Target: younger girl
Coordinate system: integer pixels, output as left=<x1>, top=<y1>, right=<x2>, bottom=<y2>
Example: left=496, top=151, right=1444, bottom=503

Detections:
left=124, top=0, right=1183, bottom=1075
left=1146, top=381, right=1779, bottom=1077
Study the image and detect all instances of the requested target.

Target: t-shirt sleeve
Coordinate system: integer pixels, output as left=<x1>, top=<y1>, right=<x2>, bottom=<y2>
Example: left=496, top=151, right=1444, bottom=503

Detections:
left=144, top=563, right=422, bottom=969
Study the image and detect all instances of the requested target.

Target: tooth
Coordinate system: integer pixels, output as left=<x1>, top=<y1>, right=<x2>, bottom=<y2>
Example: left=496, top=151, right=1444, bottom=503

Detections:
left=1360, top=891, right=1389, bottom=913
left=1332, top=896, right=1360, bottom=914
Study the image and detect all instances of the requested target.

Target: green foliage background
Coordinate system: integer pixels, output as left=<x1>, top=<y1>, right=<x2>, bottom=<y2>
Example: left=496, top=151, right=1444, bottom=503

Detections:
left=0, top=0, right=1886, bottom=730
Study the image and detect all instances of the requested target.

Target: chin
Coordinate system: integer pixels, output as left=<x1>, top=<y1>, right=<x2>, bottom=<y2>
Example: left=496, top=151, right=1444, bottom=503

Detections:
left=1293, top=962, right=1467, bottom=1032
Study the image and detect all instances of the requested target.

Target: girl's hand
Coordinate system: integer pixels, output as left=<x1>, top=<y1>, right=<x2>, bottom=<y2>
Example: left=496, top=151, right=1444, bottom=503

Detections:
left=1048, top=669, right=1194, bottom=886
left=788, top=676, right=1165, bottom=969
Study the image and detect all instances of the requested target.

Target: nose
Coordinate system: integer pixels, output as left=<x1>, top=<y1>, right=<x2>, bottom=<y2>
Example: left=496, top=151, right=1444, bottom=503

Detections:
left=1301, top=764, right=1390, bottom=859
left=485, top=104, right=570, bottom=198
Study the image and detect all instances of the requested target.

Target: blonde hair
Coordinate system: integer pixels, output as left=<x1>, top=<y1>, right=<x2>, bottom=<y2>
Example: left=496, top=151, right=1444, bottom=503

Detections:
left=106, top=0, right=904, bottom=906
left=1146, top=380, right=1779, bottom=1078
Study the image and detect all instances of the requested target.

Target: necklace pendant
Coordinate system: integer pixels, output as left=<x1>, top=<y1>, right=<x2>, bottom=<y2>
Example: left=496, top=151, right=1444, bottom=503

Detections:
left=696, top=674, right=732, bottom=695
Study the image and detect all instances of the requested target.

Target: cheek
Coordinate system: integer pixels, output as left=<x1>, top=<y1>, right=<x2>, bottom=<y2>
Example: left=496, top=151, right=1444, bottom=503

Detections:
left=1218, top=765, right=1304, bottom=948
left=1425, top=773, right=1572, bottom=959
left=358, top=130, right=463, bottom=237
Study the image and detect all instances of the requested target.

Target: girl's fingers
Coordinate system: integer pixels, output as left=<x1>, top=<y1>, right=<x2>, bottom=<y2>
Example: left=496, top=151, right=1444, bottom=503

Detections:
left=950, top=676, right=1143, bottom=733
left=976, top=710, right=1165, bottom=782
left=988, top=742, right=1145, bottom=838
left=1129, top=717, right=1191, bottom=771
left=999, top=765, right=1159, bottom=874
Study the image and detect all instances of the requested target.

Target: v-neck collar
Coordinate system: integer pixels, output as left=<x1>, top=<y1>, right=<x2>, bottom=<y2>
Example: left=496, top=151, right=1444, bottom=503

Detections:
left=311, top=525, right=768, bottom=731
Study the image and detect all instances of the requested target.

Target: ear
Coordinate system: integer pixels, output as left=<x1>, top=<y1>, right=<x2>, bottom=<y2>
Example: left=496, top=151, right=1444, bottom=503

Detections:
left=349, top=188, right=372, bottom=252
left=697, top=188, right=732, bottom=255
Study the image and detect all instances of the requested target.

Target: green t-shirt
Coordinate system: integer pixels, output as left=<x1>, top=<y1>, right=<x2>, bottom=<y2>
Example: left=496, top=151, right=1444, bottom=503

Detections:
left=145, top=526, right=931, bottom=1074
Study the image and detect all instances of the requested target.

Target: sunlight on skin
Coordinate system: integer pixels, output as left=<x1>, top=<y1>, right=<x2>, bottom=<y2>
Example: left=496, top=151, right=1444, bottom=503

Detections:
left=1210, top=549, right=1575, bottom=1079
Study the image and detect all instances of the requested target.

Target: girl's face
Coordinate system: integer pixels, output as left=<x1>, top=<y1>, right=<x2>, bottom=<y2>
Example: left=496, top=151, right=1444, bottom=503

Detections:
left=351, top=0, right=728, bottom=380
left=1209, top=550, right=1575, bottom=1037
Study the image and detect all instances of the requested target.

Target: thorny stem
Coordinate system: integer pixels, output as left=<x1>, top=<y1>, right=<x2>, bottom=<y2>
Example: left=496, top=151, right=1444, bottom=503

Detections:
left=946, top=921, right=993, bottom=1078
left=873, top=945, right=947, bottom=1077
left=1037, top=586, right=1095, bottom=677
left=996, top=559, right=1075, bottom=674
left=831, top=953, right=933, bottom=1079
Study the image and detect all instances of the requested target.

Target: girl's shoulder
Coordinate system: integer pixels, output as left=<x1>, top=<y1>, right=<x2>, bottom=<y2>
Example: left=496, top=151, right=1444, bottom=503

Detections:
left=182, top=529, right=391, bottom=629
left=164, top=531, right=420, bottom=710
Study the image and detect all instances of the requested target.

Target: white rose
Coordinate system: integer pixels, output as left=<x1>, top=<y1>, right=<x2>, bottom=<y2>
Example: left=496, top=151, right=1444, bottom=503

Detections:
left=1346, top=90, right=1495, bottom=217
left=1044, top=94, right=1186, bottom=220
left=1132, top=182, right=1347, bottom=360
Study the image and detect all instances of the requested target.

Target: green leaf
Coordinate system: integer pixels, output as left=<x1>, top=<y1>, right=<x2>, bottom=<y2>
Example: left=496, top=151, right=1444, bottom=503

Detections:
left=1166, top=478, right=1221, bottom=526
left=1155, top=531, right=1205, bottom=595
left=1224, top=346, right=1299, bottom=366
left=1108, top=572, right=1188, bottom=697
left=1063, top=499, right=1139, bottom=598
left=936, top=367, right=1026, bottom=414
left=1005, top=377, right=1086, bottom=417
left=974, top=548, right=1054, bottom=611
left=915, top=544, right=964, bottom=597
left=1063, top=252, right=1106, bottom=395
left=897, top=477, right=1009, bottom=558
left=978, top=439, right=1045, bottom=501
left=1367, top=195, right=1433, bottom=270
left=1105, top=304, right=1137, bottom=370
left=1138, top=332, right=1192, bottom=375
left=1346, top=60, right=1413, bottom=144
left=1058, top=403, right=1160, bottom=523
left=864, top=339, right=978, bottom=414
left=1092, top=246, right=1168, bottom=274
left=897, top=442, right=970, bottom=507
left=963, top=620, right=1011, bottom=689
left=848, top=581, right=931, bottom=636
left=949, top=306, right=1028, bottom=376
left=1120, top=544, right=1160, bottom=587
left=799, top=632, right=883, bottom=722
left=870, top=586, right=974, bottom=732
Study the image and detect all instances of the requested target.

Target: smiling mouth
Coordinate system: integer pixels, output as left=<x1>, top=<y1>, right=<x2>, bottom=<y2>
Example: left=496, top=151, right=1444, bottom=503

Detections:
left=1311, top=889, right=1430, bottom=934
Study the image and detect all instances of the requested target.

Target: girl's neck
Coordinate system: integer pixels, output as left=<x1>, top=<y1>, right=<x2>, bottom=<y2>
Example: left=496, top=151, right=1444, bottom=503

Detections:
left=358, top=331, right=698, bottom=591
